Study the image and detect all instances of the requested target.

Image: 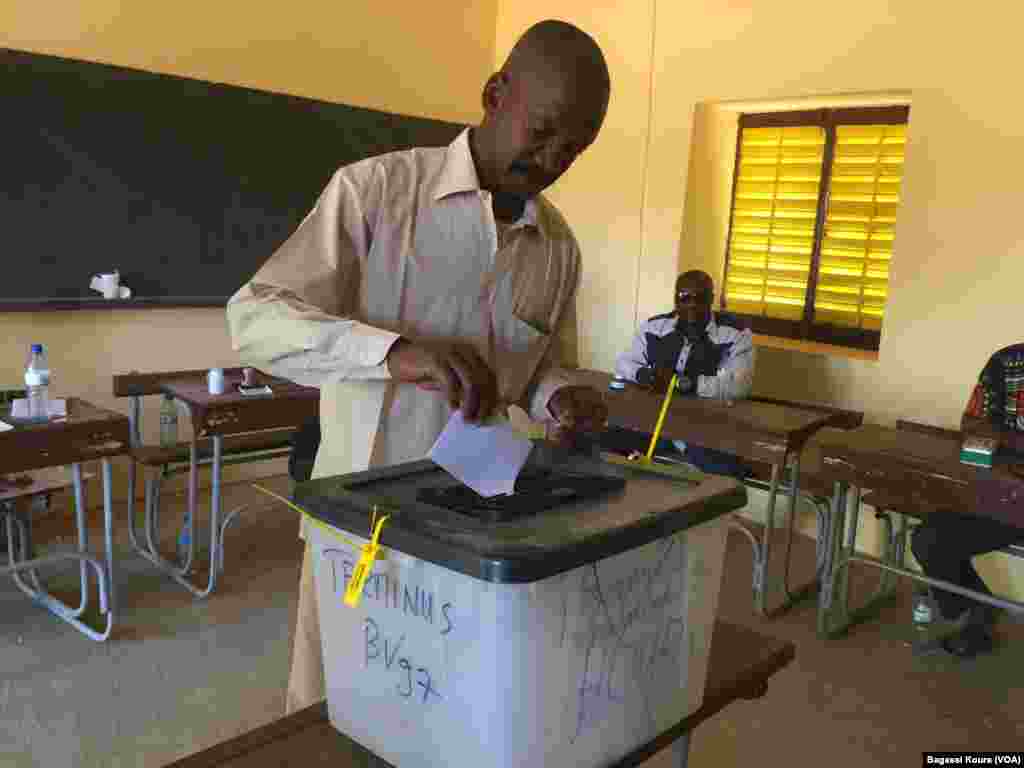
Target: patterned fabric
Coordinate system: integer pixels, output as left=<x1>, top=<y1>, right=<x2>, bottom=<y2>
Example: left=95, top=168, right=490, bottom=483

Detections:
left=965, top=344, right=1024, bottom=432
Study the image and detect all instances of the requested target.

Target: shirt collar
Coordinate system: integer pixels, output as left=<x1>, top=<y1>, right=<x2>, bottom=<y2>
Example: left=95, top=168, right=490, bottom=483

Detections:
left=434, top=128, right=542, bottom=233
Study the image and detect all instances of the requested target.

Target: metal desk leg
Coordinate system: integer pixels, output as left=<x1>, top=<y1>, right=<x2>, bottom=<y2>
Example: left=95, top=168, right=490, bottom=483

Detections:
left=71, top=464, right=90, bottom=614
left=182, top=435, right=199, bottom=573
left=738, top=461, right=782, bottom=616
left=101, top=459, right=116, bottom=615
left=670, top=731, right=692, bottom=768
left=818, top=481, right=849, bottom=638
left=773, top=456, right=820, bottom=615
left=821, top=483, right=905, bottom=638
left=4, top=461, right=113, bottom=641
left=129, top=432, right=244, bottom=598
left=749, top=452, right=817, bottom=617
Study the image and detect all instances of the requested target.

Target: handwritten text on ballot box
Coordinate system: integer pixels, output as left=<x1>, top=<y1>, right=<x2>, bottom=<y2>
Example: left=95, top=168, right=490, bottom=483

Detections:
left=307, top=516, right=728, bottom=768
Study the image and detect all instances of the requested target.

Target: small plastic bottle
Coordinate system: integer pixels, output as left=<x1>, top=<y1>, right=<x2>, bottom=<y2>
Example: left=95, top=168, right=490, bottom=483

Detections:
left=24, top=343, right=51, bottom=420
left=207, top=368, right=225, bottom=395
left=159, top=394, right=179, bottom=448
left=912, top=587, right=934, bottom=628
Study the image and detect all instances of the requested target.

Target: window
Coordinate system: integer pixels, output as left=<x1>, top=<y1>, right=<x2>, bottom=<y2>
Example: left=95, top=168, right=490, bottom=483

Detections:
left=721, top=106, right=909, bottom=351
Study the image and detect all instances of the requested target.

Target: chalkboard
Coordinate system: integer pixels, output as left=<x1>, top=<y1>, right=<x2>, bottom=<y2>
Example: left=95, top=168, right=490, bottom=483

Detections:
left=2, top=48, right=466, bottom=310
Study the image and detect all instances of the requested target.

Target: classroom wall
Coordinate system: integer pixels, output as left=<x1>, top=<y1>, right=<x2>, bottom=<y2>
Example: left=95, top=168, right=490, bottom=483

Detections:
left=1, top=0, right=497, bottom=503
left=495, top=0, right=1024, bottom=595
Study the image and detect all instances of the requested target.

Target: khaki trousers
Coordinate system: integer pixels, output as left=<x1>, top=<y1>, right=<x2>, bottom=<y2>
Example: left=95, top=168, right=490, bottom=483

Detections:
left=286, top=541, right=324, bottom=714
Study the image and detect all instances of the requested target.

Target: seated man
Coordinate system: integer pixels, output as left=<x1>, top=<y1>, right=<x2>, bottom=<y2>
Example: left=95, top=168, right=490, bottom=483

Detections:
left=603, top=269, right=755, bottom=477
left=911, top=343, right=1024, bottom=658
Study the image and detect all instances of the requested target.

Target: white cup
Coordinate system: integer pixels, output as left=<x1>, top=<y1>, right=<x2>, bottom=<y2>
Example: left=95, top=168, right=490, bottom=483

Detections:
left=89, top=271, right=131, bottom=299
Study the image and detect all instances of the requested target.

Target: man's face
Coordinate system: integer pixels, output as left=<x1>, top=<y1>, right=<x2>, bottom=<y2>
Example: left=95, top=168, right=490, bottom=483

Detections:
left=675, top=275, right=714, bottom=329
left=484, top=70, right=607, bottom=199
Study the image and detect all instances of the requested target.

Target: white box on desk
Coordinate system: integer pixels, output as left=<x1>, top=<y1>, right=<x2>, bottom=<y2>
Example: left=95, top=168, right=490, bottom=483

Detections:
left=307, top=513, right=728, bottom=768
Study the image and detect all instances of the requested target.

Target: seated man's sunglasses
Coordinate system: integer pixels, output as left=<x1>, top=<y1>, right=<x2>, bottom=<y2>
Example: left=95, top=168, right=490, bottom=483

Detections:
left=676, top=289, right=712, bottom=304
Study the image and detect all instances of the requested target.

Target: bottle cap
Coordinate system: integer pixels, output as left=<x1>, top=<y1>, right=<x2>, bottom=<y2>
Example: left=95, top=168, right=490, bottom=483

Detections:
left=31, top=343, right=43, bottom=354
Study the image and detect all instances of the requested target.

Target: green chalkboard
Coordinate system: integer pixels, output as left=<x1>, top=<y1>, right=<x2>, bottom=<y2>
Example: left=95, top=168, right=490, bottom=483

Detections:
left=2, top=48, right=465, bottom=310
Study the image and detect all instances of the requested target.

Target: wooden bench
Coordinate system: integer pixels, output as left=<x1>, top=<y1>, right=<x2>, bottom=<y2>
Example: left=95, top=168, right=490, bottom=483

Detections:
left=113, top=368, right=296, bottom=566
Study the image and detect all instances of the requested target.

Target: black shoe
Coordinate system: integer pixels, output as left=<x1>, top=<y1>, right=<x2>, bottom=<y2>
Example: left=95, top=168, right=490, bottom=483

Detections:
left=941, top=624, right=995, bottom=659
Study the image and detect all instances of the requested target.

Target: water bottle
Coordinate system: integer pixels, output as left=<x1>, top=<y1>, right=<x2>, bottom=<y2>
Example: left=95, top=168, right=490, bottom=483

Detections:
left=912, top=587, right=934, bottom=628
left=207, top=367, right=225, bottom=395
left=159, top=394, right=179, bottom=447
left=24, top=344, right=50, bottom=420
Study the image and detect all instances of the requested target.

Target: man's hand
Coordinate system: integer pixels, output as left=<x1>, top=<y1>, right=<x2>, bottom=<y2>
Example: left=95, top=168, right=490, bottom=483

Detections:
left=636, top=366, right=675, bottom=393
left=546, top=385, right=609, bottom=448
left=963, top=413, right=1024, bottom=454
left=683, top=335, right=722, bottom=379
left=386, top=339, right=498, bottom=423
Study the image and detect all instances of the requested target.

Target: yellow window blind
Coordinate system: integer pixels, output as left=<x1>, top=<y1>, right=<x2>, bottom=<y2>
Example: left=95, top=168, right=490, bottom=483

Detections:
left=724, top=125, right=825, bottom=322
left=814, top=123, right=906, bottom=330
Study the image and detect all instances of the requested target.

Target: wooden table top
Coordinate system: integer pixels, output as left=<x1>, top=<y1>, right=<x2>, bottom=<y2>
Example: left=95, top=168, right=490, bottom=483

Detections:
left=166, top=620, right=795, bottom=768
left=815, top=424, right=1024, bottom=529
left=0, top=397, right=130, bottom=474
left=162, top=373, right=319, bottom=438
left=575, top=370, right=833, bottom=465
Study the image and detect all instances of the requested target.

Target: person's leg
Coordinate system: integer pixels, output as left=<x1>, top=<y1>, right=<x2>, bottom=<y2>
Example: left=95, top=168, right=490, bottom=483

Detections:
left=910, top=513, right=1021, bottom=658
left=910, top=514, right=1020, bottom=622
left=286, top=542, right=325, bottom=714
left=682, top=443, right=748, bottom=479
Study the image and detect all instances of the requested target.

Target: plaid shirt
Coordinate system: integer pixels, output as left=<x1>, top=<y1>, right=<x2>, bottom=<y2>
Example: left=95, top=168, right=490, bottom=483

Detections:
left=965, top=343, right=1024, bottom=432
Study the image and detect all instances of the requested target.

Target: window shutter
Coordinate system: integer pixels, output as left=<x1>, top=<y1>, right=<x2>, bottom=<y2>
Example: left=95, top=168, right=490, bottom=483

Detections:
left=724, top=125, right=825, bottom=322
left=814, top=123, right=906, bottom=330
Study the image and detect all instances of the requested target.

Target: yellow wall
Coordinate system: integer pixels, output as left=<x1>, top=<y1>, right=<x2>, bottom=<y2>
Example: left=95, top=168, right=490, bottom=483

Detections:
left=1, top=0, right=496, bottom=501
left=495, top=0, right=1024, bottom=594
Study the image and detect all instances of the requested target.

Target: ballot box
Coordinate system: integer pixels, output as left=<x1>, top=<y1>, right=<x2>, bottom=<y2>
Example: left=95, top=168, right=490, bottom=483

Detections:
left=296, top=448, right=746, bottom=768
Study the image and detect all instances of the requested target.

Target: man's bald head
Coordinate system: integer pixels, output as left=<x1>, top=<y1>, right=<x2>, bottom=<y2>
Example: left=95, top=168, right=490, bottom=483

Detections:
left=470, top=20, right=610, bottom=203
left=502, top=20, right=610, bottom=101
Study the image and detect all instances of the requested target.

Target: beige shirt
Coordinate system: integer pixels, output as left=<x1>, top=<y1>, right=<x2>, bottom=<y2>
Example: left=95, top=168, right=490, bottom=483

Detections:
left=226, top=129, right=581, bottom=482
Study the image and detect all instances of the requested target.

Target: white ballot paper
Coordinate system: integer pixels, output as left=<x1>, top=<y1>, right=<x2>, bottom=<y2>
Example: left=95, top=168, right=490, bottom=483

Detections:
left=429, top=410, right=534, bottom=497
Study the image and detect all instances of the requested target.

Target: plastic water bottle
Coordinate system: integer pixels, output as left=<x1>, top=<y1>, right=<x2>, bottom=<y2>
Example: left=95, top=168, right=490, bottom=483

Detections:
left=24, top=344, right=50, bottom=420
left=159, top=394, right=179, bottom=447
left=912, top=587, right=934, bottom=627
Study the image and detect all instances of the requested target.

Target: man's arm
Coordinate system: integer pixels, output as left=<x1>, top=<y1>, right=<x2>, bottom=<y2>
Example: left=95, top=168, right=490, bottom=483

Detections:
left=695, top=329, right=755, bottom=400
left=961, top=414, right=1024, bottom=454
left=614, top=324, right=651, bottom=382
left=226, top=163, right=400, bottom=388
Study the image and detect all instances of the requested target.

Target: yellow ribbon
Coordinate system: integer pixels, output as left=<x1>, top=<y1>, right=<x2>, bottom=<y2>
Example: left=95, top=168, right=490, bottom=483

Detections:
left=645, top=373, right=678, bottom=461
left=251, top=483, right=389, bottom=608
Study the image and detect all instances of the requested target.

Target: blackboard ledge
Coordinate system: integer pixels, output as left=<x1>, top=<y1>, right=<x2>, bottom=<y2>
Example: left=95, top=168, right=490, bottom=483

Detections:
left=0, top=298, right=227, bottom=312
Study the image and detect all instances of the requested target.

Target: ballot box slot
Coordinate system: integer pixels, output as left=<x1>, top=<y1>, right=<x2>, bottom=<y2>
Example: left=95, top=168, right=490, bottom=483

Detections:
left=414, top=467, right=627, bottom=523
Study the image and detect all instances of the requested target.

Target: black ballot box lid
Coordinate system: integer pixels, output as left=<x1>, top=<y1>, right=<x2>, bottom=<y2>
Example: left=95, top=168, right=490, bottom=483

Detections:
left=294, top=446, right=747, bottom=584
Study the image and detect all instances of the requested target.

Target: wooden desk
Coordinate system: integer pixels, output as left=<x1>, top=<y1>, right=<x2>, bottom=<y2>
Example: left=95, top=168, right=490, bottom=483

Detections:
left=166, top=621, right=795, bottom=768
left=814, top=424, right=1024, bottom=637
left=578, top=370, right=833, bottom=617
left=150, top=372, right=319, bottom=598
left=0, top=398, right=130, bottom=641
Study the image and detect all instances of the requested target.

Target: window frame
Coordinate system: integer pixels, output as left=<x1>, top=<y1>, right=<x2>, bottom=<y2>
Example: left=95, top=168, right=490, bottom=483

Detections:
left=720, top=105, right=910, bottom=352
